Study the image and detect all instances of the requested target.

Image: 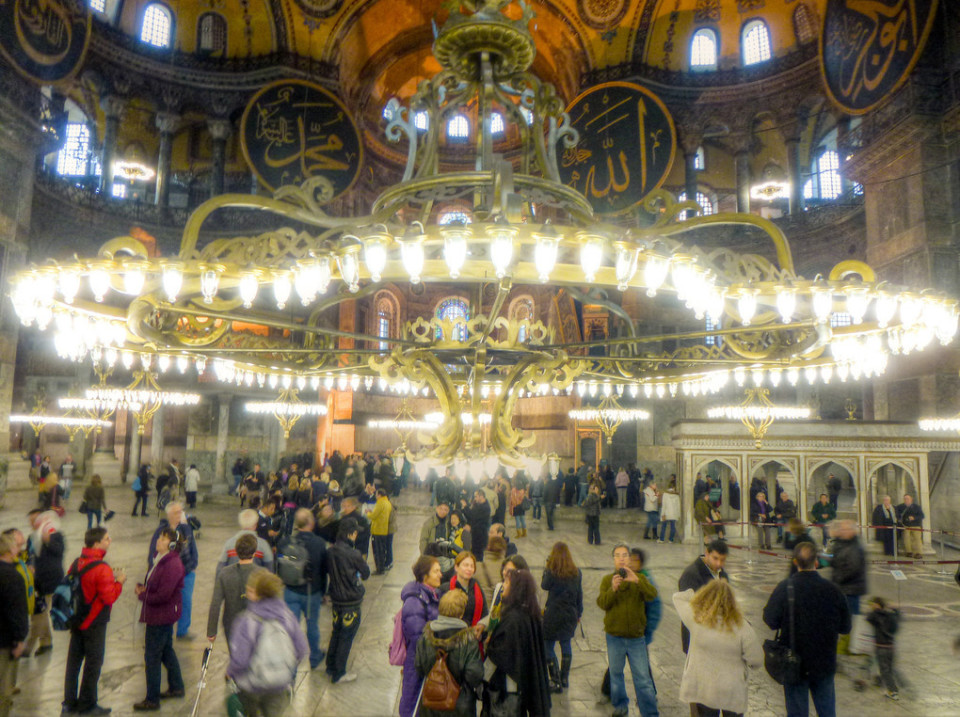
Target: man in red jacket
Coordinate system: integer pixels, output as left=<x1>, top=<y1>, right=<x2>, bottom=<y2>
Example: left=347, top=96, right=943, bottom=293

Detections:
left=62, top=527, right=126, bottom=716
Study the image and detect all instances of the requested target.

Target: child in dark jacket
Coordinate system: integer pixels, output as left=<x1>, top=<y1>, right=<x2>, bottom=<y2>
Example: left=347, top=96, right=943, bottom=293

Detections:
left=582, top=484, right=602, bottom=545
left=866, top=596, right=901, bottom=701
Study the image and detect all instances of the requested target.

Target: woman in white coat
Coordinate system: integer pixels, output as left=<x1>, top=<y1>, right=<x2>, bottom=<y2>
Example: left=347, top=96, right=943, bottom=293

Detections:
left=673, top=580, right=763, bottom=717
left=659, top=480, right=681, bottom=543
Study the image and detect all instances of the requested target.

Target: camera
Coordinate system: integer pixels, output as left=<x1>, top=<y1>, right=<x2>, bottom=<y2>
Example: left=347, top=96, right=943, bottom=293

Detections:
left=617, top=568, right=627, bottom=579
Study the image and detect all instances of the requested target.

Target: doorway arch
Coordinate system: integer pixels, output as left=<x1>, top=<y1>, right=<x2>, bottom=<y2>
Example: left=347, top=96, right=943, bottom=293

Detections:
left=808, top=459, right=856, bottom=518
left=694, top=458, right=740, bottom=521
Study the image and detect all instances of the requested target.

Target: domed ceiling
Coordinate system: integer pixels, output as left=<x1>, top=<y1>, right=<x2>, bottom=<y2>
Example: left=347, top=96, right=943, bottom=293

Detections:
left=110, top=0, right=825, bottom=108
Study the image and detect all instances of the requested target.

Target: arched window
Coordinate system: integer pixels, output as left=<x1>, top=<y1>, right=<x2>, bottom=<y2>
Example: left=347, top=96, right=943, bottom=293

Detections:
left=439, top=209, right=471, bottom=225
left=414, top=110, right=429, bottom=131
left=679, top=190, right=716, bottom=216
left=694, top=145, right=705, bottom=170
left=436, top=298, right=470, bottom=341
left=816, top=150, right=842, bottom=199
left=509, top=296, right=535, bottom=342
left=375, top=292, right=398, bottom=351
left=198, top=13, right=226, bottom=55
left=793, top=3, right=817, bottom=44
left=490, top=112, right=505, bottom=136
left=447, top=115, right=469, bottom=140
left=89, top=0, right=106, bottom=12
left=830, top=312, right=852, bottom=328
left=141, top=3, right=173, bottom=48
left=690, top=28, right=718, bottom=70
left=742, top=20, right=771, bottom=66
left=56, top=123, right=99, bottom=177
left=705, top=315, right=721, bottom=346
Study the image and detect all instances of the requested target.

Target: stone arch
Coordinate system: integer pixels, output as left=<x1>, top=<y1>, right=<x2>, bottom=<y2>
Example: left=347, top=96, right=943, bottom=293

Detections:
left=866, top=460, right=919, bottom=509
left=807, top=458, right=856, bottom=515
left=372, top=288, right=401, bottom=346
left=749, top=457, right=798, bottom=503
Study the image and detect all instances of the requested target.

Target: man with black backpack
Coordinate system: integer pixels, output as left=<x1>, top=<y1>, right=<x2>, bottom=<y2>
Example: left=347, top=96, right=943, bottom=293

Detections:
left=278, top=508, right=328, bottom=671
left=62, top=527, right=126, bottom=716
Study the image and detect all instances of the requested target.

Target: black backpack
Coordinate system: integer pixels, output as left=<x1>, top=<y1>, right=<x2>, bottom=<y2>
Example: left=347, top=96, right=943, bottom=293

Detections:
left=277, top=535, right=310, bottom=588
left=50, top=558, right=103, bottom=631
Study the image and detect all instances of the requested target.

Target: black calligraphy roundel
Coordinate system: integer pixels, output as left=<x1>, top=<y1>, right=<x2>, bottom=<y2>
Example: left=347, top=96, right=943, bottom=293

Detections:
left=820, top=0, right=940, bottom=115
left=240, top=79, right=363, bottom=200
left=0, top=0, right=91, bottom=84
left=558, top=82, right=676, bottom=216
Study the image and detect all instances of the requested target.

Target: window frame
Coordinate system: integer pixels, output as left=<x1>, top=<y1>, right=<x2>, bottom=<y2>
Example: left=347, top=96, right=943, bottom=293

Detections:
left=690, top=28, right=718, bottom=71
left=447, top=114, right=470, bottom=142
left=56, top=122, right=96, bottom=177
left=793, top=3, right=817, bottom=44
left=490, top=112, right=505, bottom=136
left=815, top=149, right=842, bottom=200
left=414, top=110, right=429, bottom=132
left=140, top=2, right=174, bottom=49
left=741, top=19, right=772, bottom=66
left=436, top=297, right=470, bottom=342
left=197, top=11, right=227, bottom=55
left=679, top=189, right=716, bottom=216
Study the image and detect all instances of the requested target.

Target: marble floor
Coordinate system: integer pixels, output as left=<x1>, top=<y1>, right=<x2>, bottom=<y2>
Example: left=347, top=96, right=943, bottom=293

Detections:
left=3, top=482, right=960, bottom=717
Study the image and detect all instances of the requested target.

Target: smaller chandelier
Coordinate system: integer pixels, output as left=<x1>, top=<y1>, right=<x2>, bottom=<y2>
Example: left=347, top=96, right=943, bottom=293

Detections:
left=368, top=419, right=439, bottom=430
left=707, top=388, right=811, bottom=447
left=568, top=394, right=650, bottom=444
left=245, top=388, right=328, bottom=438
left=9, top=414, right=112, bottom=433
left=918, top=416, right=960, bottom=432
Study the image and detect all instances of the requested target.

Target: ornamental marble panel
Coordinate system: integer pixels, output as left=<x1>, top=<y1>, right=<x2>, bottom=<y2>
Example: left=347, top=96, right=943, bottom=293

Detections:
left=748, top=454, right=799, bottom=480
left=694, top=0, right=721, bottom=22
left=691, top=453, right=742, bottom=477
left=865, top=455, right=920, bottom=482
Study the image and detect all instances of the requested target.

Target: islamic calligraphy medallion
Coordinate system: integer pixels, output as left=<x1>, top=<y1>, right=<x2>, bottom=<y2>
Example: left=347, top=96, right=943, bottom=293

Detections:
left=577, top=0, right=627, bottom=30
left=240, top=79, right=363, bottom=199
left=820, top=0, right=940, bottom=115
left=0, top=0, right=91, bottom=83
left=558, top=81, right=676, bottom=216
left=291, top=0, right=342, bottom=19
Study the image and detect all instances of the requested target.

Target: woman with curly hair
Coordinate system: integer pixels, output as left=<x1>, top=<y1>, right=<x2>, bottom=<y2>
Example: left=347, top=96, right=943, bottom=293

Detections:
left=673, top=580, right=763, bottom=717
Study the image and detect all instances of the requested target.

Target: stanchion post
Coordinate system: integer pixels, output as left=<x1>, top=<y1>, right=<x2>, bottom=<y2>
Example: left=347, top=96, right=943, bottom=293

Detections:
left=745, top=520, right=755, bottom=565
left=937, top=529, right=950, bottom=575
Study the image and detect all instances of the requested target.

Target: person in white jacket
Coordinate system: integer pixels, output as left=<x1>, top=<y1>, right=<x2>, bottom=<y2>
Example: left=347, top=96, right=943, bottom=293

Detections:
left=673, top=581, right=763, bottom=717
left=184, top=464, right=200, bottom=509
left=659, top=480, right=681, bottom=543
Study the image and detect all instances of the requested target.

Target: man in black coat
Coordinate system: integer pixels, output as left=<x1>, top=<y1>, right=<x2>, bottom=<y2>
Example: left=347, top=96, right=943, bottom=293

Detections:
left=826, top=473, right=843, bottom=509
left=278, top=508, right=328, bottom=670
left=543, top=473, right=563, bottom=530
left=677, top=539, right=729, bottom=654
left=26, top=509, right=64, bottom=656
left=829, top=520, right=867, bottom=617
left=0, top=533, right=29, bottom=714
left=764, top=542, right=851, bottom=717
left=325, top=519, right=370, bottom=683
left=463, top=491, right=491, bottom=559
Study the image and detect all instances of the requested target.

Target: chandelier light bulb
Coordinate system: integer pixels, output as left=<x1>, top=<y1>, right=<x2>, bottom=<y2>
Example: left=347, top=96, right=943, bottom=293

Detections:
left=157, top=354, right=171, bottom=372
left=363, top=237, right=388, bottom=283
left=734, top=367, right=746, bottom=386
left=315, top=255, right=332, bottom=295
left=579, top=235, right=604, bottom=283
left=845, top=288, right=869, bottom=324
left=769, top=367, right=782, bottom=387
left=162, top=267, right=182, bottom=302
left=812, top=288, right=833, bottom=323
left=337, top=252, right=361, bottom=293
left=273, top=273, right=292, bottom=309
left=200, top=269, right=219, bottom=304
left=804, top=366, right=818, bottom=385
left=89, top=269, right=111, bottom=302
left=706, top=288, right=726, bottom=324
left=239, top=273, right=259, bottom=308
left=443, top=230, right=468, bottom=279
left=643, top=255, right=669, bottom=297
left=533, top=232, right=559, bottom=282
left=59, top=271, right=80, bottom=304
left=786, top=367, right=800, bottom=386
left=123, top=268, right=145, bottom=296
left=737, top=291, right=757, bottom=326
left=776, top=288, right=796, bottom=324
left=614, top=245, right=639, bottom=291
left=488, top=228, right=516, bottom=279
left=293, top=263, right=316, bottom=306
left=195, top=356, right=207, bottom=374
left=874, top=292, right=897, bottom=328
left=176, top=355, right=189, bottom=373
left=400, top=236, right=425, bottom=285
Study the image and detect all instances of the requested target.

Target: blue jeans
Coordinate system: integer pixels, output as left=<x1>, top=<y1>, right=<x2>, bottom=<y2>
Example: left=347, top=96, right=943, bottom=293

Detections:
left=86, top=510, right=102, bottom=529
left=645, top=511, right=660, bottom=536
left=176, top=571, right=195, bottom=637
left=578, top=482, right=589, bottom=506
left=544, top=638, right=571, bottom=661
left=285, top=587, right=323, bottom=667
left=784, top=673, right=836, bottom=717
left=605, top=634, right=659, bottom=715
left=658, top=520, right=676, bottom=542
left=514, top=513, right=526, bottom=531
left=532, top=497, right=542, bottom=519
left=144, top=623, right=183, bottom=702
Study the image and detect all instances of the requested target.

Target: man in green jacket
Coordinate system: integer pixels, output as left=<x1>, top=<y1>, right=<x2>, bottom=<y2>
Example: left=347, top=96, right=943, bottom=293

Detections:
left=809, top=492, right=837, bottom=546
left=597, top=543, right=659, bottom=717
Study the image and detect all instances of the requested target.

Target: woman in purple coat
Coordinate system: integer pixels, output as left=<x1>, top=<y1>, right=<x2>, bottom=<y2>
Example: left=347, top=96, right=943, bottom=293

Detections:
left=134, top=527, right=186, bottom=711
left=399, top=555, right=442, bottom=717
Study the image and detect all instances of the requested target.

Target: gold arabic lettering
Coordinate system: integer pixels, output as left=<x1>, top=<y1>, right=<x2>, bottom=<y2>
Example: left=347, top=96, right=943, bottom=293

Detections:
left=14, top=0, right=73, bottom=66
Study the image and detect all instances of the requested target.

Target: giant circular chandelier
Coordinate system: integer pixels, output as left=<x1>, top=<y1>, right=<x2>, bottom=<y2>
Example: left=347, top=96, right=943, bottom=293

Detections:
left=7, top=0, right=958, bottom=467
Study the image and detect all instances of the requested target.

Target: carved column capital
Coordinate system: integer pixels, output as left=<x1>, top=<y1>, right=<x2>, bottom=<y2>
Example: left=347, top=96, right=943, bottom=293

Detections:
left=678, top=129, right=704, bottom=155
left=207, top=118, right=233, bottom=141
left=100, top=94, right=126, bottom=119
left=155, top=112, right=181, bottom=135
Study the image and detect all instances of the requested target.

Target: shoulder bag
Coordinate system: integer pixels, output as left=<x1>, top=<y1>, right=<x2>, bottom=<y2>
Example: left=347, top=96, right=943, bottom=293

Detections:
left=762, top=580, right=802, bottom=685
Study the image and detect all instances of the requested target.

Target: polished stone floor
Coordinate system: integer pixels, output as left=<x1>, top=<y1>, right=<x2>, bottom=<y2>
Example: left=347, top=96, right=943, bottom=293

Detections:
left=3, top=480, right=960, bottom=717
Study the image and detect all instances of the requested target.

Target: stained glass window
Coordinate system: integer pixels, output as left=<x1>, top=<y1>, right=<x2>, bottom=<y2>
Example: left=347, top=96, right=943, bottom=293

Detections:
left=437, top=298, right=469, bottom=342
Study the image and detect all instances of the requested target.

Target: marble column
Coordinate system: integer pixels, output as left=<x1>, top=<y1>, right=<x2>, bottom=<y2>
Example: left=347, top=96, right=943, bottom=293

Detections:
left=268, top=419, right=286, bottom=472
left=684, top=149, right=699, bottom=207
left=785, top=136, right=803, bottom=215
left=98, top=95, right=125, bottom=194
left=207, top=118, right=232, bottom=197
left=213, top=394, right=231, bottom=493
left=154, top=112, right=180, bottom=206
left=150, top=404, right=164, bottom=467
left=126, top=413, right=143, bottom=483
left=735, top=149, right=751, bottom=214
